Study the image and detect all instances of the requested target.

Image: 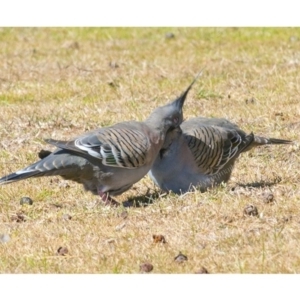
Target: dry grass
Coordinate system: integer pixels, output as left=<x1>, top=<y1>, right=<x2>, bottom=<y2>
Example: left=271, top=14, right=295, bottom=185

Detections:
left=0, top=27, right=299, bottom=274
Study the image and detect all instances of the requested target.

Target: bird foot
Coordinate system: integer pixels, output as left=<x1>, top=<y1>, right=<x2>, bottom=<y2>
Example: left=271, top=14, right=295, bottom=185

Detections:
left=98, top=191, right=120, bottom=207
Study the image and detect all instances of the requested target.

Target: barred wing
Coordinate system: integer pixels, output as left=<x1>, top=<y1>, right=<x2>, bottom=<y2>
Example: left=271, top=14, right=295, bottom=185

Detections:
left=183, top=125, right=245, bottom=175
left=45, top=127, right=151, bottom=169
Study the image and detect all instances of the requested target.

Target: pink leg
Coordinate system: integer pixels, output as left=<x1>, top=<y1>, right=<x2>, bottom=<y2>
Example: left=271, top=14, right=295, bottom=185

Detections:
left=98, top=191, right=120, bottom=207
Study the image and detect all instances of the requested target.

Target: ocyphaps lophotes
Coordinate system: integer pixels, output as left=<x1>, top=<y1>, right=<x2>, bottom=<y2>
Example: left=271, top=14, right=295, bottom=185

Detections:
left=149, top=116, right=292, bottom=194
left=0, top=73, right=202, bottom=206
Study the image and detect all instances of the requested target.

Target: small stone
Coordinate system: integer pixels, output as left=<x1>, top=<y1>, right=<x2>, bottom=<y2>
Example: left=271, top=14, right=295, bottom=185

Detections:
left=107, top=81, right=118, bottom=88
left=106, top=238, right=116, bottom=244
left=282, top=216, right=292, bottom=223
left=245, top=97, right=255, bottom=104
left=275, top=112, right=284, bottom=117
left=244, top=204, right=259, bottom=217
left=223, top=216, right=234, bottom=223
left=57, top=246, right=68, bottom=256
left=195, top=267, right=209, bottom=274
left=140, top=262, right=153, bottom=273
left=38, top=149, right=52, bottom=159
left=153, top=234, right=166, bottom=244
left=0, top=234, right=10, bottom=243
left=115, top=222, right=126, bottom=231
left=119, top=211, right=128, bottom=219
left=62, top=214, right=72, bottom=221
left=11, top=212, right=26, bottom=222
left=69, top=41, right=79, bottom=50
left=20, top=197, right=33, bottom=205
left=109, top=61, right=119, bottom=68
left=263, top=193, right=274, bottom=204
left=165, top=32, right=175, bottom=39
left=62, top=41, right=79, bottom=49
left=174, top=252, right=188, bottom=263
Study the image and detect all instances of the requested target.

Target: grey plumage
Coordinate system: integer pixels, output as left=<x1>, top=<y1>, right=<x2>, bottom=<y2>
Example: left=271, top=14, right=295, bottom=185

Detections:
left=149, top=117, right=292, bottom=194
left=0, top=73, right=201, bottom=206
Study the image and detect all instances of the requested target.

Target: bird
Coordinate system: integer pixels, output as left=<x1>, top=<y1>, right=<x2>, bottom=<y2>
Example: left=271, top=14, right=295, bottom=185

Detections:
left=0, top=72, right=202, bottom=206
left=148, top=116, right=292, bottom=194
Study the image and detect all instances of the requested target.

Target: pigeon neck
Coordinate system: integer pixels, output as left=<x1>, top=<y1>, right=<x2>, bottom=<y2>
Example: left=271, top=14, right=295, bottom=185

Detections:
left=144, top=118, right=169, bottom=142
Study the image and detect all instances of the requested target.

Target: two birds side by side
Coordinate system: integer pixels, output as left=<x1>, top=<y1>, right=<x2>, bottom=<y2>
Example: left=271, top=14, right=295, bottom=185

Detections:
left=0, top=72, right=293, bottom=205
left=0, top=72, right=201, bottom=206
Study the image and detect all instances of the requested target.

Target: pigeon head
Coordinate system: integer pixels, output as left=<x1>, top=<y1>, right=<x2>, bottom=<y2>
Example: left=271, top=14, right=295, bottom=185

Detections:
left=146, top=70, right=203, bottom=134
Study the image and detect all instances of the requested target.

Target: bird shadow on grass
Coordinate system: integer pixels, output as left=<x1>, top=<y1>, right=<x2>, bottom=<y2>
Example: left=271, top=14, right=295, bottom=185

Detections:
left=233, top=175, right=282, bottom=190
left=121, top=176, right=283, bottom=207
left=122, top=189, right=166, bottom=208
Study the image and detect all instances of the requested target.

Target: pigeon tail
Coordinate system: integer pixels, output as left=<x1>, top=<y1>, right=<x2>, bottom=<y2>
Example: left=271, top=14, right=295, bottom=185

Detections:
left=0, top=169, right=41, bottom=185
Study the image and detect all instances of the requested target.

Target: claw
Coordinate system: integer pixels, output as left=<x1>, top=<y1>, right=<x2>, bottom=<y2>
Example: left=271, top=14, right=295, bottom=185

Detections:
left=98, top=191, right=120, bottom=207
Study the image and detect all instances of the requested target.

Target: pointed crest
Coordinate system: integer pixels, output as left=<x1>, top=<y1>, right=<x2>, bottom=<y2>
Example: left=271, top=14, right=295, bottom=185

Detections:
left=173, top=68, right=204, bottom=109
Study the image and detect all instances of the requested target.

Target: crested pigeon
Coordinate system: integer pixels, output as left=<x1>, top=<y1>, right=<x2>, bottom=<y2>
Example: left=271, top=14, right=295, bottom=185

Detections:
left=149, top=116, right=292, bottom=194
left=0, top=73, right=201, bottom=206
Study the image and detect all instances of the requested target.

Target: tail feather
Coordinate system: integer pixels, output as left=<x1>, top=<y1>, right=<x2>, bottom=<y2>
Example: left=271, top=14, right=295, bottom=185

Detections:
left=264, top=137, right=293, bottom=145
left=0, top=169, right=41, bottom=185
left=253, top=136, right=293, bottom=146
left=0, top=150, right=86, bottom=185
left=243, top=136, right=293, bottom=152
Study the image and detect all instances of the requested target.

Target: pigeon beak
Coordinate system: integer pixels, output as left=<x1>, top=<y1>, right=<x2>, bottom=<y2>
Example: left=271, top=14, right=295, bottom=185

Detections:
left=173, top=69, right=204, bottom=109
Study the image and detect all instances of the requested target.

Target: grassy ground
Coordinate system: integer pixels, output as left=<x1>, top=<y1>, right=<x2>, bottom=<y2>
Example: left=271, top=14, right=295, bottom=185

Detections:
left=0, top=27, right=299, bottom=273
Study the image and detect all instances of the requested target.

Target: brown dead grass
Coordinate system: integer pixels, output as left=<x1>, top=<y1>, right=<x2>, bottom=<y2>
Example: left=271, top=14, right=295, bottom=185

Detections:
left=0, top=27, right=299, bottom=273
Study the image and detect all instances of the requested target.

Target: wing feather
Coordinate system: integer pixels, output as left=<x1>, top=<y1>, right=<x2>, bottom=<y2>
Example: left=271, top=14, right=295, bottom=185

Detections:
left=45, top=127, right=151, bottom=169
left=184, top=125, right=244, bottom=175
